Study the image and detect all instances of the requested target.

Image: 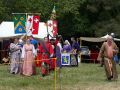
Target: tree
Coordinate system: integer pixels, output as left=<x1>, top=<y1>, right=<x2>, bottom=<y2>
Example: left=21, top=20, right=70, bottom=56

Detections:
left=1, top=0, right=120, bottom=38
left=83, top=0, right=120, bottom=37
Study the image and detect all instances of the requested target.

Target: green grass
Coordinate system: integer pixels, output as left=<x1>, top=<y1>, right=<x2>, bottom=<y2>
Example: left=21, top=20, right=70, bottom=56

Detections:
left=0, top=64, right=120, bottom=90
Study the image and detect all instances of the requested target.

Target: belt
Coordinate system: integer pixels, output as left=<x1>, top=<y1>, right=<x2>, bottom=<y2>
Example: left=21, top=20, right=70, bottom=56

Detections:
left=25, top=50, right=32, bottom=52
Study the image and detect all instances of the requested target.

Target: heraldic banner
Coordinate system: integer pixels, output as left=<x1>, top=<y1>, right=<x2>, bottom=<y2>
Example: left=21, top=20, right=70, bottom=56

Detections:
left=13, top=15, right=26, bottom=34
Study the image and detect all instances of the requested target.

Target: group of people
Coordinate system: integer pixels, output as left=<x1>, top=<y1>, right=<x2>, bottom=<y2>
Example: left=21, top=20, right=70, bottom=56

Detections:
left=9, top=35, right=80, bottom=76
left=9, top=34, right=118, bottom=80
left=5, top=33, right=119, bottom=80
left=9, top=36, right=37, bottom=76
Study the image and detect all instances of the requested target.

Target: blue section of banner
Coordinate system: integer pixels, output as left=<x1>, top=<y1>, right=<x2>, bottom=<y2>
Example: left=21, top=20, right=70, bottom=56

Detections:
left=15, top=25, right=26, bottom=34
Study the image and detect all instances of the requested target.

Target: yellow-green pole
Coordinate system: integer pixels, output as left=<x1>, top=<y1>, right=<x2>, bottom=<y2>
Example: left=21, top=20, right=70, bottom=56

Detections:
left=26, top=13, right=27, bottom=40
left=54, top=58, right=57, bottom=90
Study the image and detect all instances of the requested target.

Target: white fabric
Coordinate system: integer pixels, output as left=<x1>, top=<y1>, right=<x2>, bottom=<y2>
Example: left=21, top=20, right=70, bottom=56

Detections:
left=26, top=15, right=33, bottom=36
left=65, top=40, right=70, bottom=45
left=47, top=20, right=53, bottom=37
left=21, top=44, right=36, bottom=59
left=80, top=35, right=120, bottom=43
left=57, top=42, right=62, bottom=52
left=32, top=45, right=36, bottom=56
left=21, top=45, right=25, bottom=59
left=0, top=21, right=47, bottom=39
left=0, top=22, right=21, bottom=37
left=80, top=37, right=106, bottom=42
left=101, top=34, right=110, bottom=38
left=114, top=38, right=120, bottom=41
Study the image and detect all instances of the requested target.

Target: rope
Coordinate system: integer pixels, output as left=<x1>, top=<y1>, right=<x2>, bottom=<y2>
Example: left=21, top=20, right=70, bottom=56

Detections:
left=1, top=58, right=57, bottom=65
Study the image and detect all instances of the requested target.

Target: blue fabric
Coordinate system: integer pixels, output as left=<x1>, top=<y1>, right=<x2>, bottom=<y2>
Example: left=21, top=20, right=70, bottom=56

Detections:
left=56, top=46, right=62, bottom=67
left=18, top=43, right=23, bottom=48
left=15, top=25, right=26, bottom=34
left=72, top=42, right=80, bottom=51
left=63, top=45, right=71, bottom=53
left=30, top=39, right=38, bottom=49
left=113, top=54, right=119, bottom=63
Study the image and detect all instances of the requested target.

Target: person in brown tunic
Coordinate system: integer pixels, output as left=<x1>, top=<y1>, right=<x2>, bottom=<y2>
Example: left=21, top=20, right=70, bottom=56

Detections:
left=97, top=36, right=119, bottom=80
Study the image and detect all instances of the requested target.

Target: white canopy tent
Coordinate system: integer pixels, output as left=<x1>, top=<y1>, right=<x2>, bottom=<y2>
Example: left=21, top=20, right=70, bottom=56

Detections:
left=0, top=21, right=48, bottom=39
left=80, top=34, right=120, bottom=43
left=101, top=34, right=109, bottom=39
left=80, top=37, right=106, bottom=42
left=114, top=38, right=120, bottom=41
left=80, top=35, right=120, bottom=48
left=101, top=34, right=120, bottom=41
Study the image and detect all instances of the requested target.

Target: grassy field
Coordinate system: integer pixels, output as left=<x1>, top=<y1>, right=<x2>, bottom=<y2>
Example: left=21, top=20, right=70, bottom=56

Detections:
left=0, top=64, right=120, bottom=90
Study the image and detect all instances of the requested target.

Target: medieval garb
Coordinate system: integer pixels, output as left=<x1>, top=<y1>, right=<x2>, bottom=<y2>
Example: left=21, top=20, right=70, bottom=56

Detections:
left=38, top=37, right=54, bottom=76
left=50, top=39, right=56, bottom=70
left=56, top=35, right=63, bottom=67
left=71, top=37, right=80, bottom=66
left=10, top=38, right=21, bottom=74
left=97, top=36, right=119, bottom=80
left=18, top=36, right=25, bottom=75
left=29, top=35, right=38, bottom=49
left=50, top=38, right=56, bottom=52
left=35, top=42, right=41, bottom=67
left=21, top=40, right=36, bottom=76
left=63, top=40, right=71, bottom=53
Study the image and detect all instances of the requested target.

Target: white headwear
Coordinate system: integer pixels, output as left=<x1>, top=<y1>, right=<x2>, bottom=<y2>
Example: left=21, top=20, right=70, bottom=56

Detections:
left=65, top=40, right=70, bottom=45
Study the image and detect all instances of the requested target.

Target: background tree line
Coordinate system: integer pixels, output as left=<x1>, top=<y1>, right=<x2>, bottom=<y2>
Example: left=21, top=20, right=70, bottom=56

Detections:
left=0, top=0, right=120, bottom=39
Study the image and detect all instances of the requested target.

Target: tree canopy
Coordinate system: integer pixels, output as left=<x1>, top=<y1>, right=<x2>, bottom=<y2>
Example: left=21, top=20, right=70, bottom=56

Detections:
left=0, top=0, right=120, bottom=38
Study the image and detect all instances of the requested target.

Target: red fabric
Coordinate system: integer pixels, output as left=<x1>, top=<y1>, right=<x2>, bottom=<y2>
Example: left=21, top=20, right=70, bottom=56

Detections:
left=41, top=66, right=48, bottom=75
left=55, top=39, right=58, bottom=46
left=50, top=58, right=55, bottom=70
left=53, top=20, right=58, bottom=37
left=37, top=42, right=54, bottom=67
left=90, top=50, right=99, bottom=60
left=32, top=15, right=40, bottom=34
left=47, top=20, right=58, bottom=37
left=35, top=54, right=41, bottom=67
left=39, top=42, right=54, bottom=55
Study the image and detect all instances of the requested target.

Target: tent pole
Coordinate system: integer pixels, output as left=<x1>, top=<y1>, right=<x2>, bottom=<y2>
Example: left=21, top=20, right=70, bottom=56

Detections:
left=80, top=37, right=82, bottom=63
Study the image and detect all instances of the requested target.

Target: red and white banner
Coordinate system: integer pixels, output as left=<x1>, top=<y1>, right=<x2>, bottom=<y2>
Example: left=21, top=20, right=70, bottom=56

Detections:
left=26, top=15, right=40, bottom=35
left=47, top=20, right=58, bottom=37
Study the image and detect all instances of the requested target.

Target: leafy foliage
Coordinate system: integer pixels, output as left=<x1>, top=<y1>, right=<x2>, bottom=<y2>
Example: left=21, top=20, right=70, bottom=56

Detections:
left=0, top=0, right=120, bottom=38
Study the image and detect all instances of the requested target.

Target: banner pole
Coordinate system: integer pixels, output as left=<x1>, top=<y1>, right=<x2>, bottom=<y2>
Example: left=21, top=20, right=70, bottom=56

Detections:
left=12, top=13, right=41, bottom=15
left=26, top=13, right=27, bottom=40
left=54, top=58, right=57, bottom=90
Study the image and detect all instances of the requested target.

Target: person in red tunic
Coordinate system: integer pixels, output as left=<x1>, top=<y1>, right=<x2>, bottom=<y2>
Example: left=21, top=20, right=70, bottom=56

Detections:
left=35, top=42, right=41, bottom=67
left=38, top=37, right=54, bottom=76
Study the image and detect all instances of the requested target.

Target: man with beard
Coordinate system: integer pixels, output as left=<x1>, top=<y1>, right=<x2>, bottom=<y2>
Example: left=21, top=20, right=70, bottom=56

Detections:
left=97, top=36, right=119, bottom=80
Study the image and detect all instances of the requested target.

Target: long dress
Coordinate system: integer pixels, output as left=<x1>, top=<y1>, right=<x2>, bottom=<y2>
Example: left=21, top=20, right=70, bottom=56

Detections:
left=10, top=43, right=21, bottom=74
left=71, top=42, right=80, bottom=66
left=56, top=42, right=62, bottom=67
left=97, top=42, right=118, bottom=80
left=21, top=44, right=36, bottom=76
